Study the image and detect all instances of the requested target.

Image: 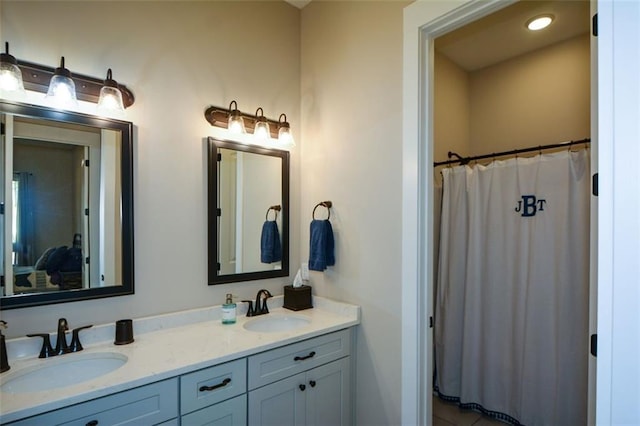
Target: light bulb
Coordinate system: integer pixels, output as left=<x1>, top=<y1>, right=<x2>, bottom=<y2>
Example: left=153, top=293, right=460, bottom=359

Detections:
left=254, top=121, right=271, bottom=142
left=277, top=113, right=295, bottom=147
left=45, top=57, right=78, bottom=108
left=227, top=101, right=246, bottom=134
left=527, top=15, right=554, bottom=31
left=97, top=69, right=125, bottom=113
left=0, top=64, right=23, bottom=92
left=0, top=42, right=26, bottom=99
left=253, top=107, right=271, bottom=143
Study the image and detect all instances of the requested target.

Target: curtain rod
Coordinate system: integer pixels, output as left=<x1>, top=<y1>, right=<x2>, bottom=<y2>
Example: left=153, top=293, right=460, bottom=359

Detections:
left=433, top=138, right=591, bottom=167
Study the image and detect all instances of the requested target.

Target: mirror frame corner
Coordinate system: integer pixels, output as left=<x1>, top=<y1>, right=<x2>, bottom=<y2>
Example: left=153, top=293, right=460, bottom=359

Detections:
left=0, top=100, right=135, bottom=309
left=207, top=137, right=290, bottom=285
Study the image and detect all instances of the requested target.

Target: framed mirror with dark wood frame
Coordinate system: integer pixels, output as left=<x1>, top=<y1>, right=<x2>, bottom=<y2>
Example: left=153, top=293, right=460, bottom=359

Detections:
left=208, top=137, right=289, bottom=285
left=0, top=101, right=134, bottom=309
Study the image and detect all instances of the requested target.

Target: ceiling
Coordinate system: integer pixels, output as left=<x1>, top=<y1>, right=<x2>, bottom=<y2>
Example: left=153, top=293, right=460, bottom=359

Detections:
left=284, top=0, right=312, bottom=9
left=435, top=0, right=590, bottom=71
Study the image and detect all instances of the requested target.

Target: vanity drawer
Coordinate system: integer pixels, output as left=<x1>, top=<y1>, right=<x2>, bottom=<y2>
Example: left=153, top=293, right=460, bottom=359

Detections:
left=180, top=358, right=246, bottom=415
left=248, top=328, right=351, bottom=390
left=180, top=394, right=246, bottom=426
left=8, top=378, right=178, bottom=425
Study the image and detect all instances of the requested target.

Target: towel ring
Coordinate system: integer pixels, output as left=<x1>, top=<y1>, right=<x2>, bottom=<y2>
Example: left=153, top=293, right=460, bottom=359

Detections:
left=312, top=201, right=332, bottom=220
left=265, top=205, right=281, bottom=221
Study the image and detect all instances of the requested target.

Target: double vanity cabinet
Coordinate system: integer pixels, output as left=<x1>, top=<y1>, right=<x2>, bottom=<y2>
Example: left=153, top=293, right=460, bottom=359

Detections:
left=1, top=299, right=359, bottom=426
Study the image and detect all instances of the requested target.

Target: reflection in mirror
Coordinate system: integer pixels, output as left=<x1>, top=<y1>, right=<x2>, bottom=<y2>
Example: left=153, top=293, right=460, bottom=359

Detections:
left=0, top=101, right=134, bottom=309
left=208, top=137, right=289, bottom=285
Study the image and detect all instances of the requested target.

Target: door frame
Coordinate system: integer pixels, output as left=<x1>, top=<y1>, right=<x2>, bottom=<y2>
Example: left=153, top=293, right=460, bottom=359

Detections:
left=401, top=1, right=606, bottom=424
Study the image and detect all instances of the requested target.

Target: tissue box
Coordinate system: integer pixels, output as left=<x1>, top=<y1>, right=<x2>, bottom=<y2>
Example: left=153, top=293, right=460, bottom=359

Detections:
left=283, top=285, right=313, bottom=311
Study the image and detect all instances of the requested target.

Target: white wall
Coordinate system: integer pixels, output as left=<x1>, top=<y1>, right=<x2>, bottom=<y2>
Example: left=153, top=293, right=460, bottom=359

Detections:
left=301, top=1, right=410, bottom=423
left=0, top=1, right=301, bottom=338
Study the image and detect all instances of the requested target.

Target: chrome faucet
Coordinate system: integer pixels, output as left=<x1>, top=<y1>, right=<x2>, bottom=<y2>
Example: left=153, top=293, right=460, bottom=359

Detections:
left=27, top=318, right=93, bottom=359
left=255, top=289, right=273, bottom=316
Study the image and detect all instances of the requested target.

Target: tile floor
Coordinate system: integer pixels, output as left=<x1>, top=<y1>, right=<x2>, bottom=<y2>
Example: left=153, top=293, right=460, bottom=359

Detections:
left=433, top=396, right=508, bottom=426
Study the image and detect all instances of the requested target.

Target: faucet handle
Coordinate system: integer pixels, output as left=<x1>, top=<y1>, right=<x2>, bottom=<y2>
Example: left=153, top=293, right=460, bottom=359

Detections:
left=70, top=325, right=93, bottom=353
left=26, top=333, right=56, bottom=358
left=55, top=318, right=71, bottom=355
left=57, top=318, right=69, bottom=331
left=242, top=300, right=255, bottom=317
left=1, top=321, right=9, bottom=373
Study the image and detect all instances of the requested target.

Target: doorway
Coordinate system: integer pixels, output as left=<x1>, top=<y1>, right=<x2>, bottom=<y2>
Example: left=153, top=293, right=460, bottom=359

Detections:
left=432, top=2, right=592, bottom=424
left=401, top=0, right=601, bottom=424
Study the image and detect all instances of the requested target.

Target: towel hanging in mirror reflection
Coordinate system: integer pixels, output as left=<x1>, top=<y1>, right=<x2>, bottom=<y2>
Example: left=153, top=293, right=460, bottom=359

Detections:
left=261, top=205, right=282, bottom=264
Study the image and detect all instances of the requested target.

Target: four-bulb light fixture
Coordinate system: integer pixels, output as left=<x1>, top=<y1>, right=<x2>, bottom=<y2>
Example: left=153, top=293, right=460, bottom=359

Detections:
left=0, top=42, right=134, bottom=113
left=205, top=101, right=295, bottom=148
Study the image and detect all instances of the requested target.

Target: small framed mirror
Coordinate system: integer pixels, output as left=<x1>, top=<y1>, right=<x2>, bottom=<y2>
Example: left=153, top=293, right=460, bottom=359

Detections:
left=208, top=137, right=289, bottom=284
left=0, top=101, right=134, bottom=309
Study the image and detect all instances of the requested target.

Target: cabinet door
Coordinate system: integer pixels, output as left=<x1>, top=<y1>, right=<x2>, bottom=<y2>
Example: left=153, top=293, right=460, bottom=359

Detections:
left=9, top=378, right=178, bottom=426
left=248, top=373, right=306, bottom=426
left=248, top=329, right=351, bottom=390
left=180, top=394, right=246, bottom=426
left=305, top=358, right=351, bottom=426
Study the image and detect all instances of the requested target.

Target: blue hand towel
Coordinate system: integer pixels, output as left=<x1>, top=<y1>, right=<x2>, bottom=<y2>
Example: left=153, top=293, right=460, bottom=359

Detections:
left=309, top=219, right=335, bottom=271
left=260, top=221, right=282, bottom=263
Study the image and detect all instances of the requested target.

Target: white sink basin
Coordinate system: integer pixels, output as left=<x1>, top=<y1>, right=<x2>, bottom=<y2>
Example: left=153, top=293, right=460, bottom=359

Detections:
left=243, top=314, right=311, bottom=333
left=0, top=352, right=128, bottom=394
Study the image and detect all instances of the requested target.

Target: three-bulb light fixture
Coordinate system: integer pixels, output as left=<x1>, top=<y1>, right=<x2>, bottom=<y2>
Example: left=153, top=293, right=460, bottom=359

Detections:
left=205, top=101, right=295, bottom=148
left=0, top=42, right=134, bottom=113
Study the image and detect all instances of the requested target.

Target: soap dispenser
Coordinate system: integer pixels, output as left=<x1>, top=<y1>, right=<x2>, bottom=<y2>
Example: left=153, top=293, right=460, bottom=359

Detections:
left=1, top=320, right=10, bottom=373
left=221, top=294, right=237, bottom=324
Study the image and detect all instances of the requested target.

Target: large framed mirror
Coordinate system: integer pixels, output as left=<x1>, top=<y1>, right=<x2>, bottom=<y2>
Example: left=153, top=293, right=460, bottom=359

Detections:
left=208, top=137, right=289, bottom=285
left=0, top=101, right=134, bottom=309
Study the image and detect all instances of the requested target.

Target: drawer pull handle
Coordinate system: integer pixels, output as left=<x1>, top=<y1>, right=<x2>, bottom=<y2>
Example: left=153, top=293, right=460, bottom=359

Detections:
left=86, top=421, right=99, bottom=426
left=309, top=380, right=316, bottom=387
left=299, top=384, right=306, bottom=391
left=199, top=377, right=231, bottom=392
left=294, top=351, right=316, bottom=361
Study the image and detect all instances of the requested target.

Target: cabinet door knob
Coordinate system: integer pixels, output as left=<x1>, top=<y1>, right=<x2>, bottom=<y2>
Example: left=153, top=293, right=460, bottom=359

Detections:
left=309, top=380, right=316, bottom=387
left=299, top=384, right=306, bottom=391
left=86, top=421, right=99, bottom=426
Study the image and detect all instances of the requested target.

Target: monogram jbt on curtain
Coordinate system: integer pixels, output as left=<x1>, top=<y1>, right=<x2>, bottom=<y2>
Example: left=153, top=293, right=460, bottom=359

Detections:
left=435, top=149, right=590, bottom=426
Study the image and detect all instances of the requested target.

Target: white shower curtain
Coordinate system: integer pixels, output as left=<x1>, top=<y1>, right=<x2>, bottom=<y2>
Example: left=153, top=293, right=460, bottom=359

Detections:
left=435, top=150, right=590, bottom=426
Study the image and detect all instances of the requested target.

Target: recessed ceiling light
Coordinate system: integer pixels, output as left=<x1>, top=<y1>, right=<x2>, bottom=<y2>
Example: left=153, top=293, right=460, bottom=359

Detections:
left=526, top=14, right=554, bottom=31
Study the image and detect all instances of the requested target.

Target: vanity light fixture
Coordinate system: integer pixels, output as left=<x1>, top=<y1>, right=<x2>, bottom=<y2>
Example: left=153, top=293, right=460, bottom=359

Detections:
left=227, top=100, right=246, bottom=134
left=253, top=107, right=271, bottom=142
left=278, top=113, right=295, bottom=147
left=526, top=14, right=554, bottom=31
left=97, top=69, right=125, bottom=113
left=204, top=102, right=295, bottom=148
left=1, top=41, right=135, bottom=111
left=45, top=57, right=78, bottom=107
left=0, top=42, right=25, bottom=97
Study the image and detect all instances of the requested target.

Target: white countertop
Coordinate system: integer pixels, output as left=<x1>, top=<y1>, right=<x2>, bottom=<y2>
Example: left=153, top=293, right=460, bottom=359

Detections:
left=0, top=296, right=360, bottom=423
